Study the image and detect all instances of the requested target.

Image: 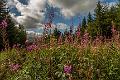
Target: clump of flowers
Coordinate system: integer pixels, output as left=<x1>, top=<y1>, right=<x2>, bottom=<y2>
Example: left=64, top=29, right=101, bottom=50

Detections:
left=81, top=30, right=90, bottom=47
left=65, top=33, right=73, bottom=44
left=0, top=19, right=7, bottom=29
left=64, top=63, right=72, bottom=80
left=75, top=27, right=81, bottom=43
left=9, top=63, right=21, bottom=72
left=26, top=44, right=39, bottom=52
left=64, top=64, right=72, bottom=74
left=0, top=19, right=9, bottom=49
left=13, top=44, right=20, bottom=49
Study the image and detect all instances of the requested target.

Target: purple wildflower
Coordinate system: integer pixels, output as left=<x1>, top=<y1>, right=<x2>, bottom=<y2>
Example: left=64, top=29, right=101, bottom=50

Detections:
left=0, top=19, right=7, bottom=29
left=27, top=44, right=38, bottom=52
left=81, top=30, right=89, bottom=47
left=65, top=33, right=73, bottom=44
left=13, top=44, right=20, bottom=48
left=76, top=31, right=80, bottom=38
left=9, top=63, right=21, bottom=71
left=64, top=64, right=72, bottom=74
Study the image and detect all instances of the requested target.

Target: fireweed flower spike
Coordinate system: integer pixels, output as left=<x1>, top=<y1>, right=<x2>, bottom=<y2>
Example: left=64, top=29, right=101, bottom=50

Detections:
left=0, top=19, right=9, bottom=49
left=13, top=44, right=20, bottom=49
left=81, top=30, right=89, bottom=48
left=64, top=63, right=72, bottom=80
left=0, top=19, right=8, bottom=29
left=9, top=64, right=21, bottom=71
left=66, top=33, right=73, bottom=44
left=75, top=27, right=81, bottom=44
left=64, top=64, right=72, bottom=74
left=27, top=44, right=38, bottom=52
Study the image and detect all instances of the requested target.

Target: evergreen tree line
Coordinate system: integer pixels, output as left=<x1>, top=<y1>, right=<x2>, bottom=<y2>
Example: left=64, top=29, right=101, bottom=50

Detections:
left=53, top=1, right=120, bottom=40
left=1, top=0, right=120, bottom=50
left=85, top=1, right=120, bottom=39
left=0, top=0, right=26, bottom=50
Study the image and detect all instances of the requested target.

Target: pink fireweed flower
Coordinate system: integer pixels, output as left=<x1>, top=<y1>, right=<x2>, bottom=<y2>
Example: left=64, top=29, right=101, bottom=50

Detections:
left=0, top=19, right=8, bottom=29
left=81, top=31, right=89, bottom=47
left=9, top=63, right=21, bottom=71
left=66, top=34, right=73, bottom=44
left=13, top=44, right=20, bottom=48
left=65, top=34, right=68, bottom=44
left=64, top=64, right=72, bottom=74
left=27, top=44, right=38, bottom=52
left=76, top=31, right=80, bottom=38
left=3, top=20, right=7, bottom=27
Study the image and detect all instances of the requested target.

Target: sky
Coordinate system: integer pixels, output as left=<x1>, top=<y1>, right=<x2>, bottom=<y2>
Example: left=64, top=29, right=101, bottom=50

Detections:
left=7, top=0, right=117, bottom=36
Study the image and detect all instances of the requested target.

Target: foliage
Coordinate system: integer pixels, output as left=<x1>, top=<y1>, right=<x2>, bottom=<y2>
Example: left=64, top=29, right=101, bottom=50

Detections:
left=0, top=42, right=120, bottom=80
left=0, top=1, right=26, bottom=50
left=0, top=1, right=120, bottom=80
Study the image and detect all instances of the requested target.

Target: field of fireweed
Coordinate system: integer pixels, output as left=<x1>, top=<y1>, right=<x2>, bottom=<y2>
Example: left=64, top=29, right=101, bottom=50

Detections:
left=1, top=0, right=120, bottom=80
left=0, top=26, right=120, bottom=80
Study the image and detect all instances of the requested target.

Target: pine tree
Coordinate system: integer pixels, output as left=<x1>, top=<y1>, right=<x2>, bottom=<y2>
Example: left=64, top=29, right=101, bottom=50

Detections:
left=116, top=0, right=120, bottom=30
left=94, top=1, right=112, bottom=38
left=94, top=1, right=103, bottom=35
left=82, top=16, right=87, bottom=29
left=15, top=25, right=26, bottom=46
left=87, top=12, right=97, bottom=39
left=87, top=12, right=93, bottom=23
left=81, top=16, right=87, bottom=35
left=53, top=27, right=61, bottom=40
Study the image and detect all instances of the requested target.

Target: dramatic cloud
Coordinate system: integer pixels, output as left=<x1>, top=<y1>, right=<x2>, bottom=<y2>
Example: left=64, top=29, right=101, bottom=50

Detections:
left=48, top=0, right=98, bottom=17
left=7, top=0, right=117, bottom=29
left=7, top=0, right=99, bottom=28
left=8, top=0, right=46, bottom=28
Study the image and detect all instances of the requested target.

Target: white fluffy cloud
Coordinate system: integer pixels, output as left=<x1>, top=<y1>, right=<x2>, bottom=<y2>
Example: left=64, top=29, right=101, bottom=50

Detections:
left=8, top=0, right=46, bottom=28
left=48, top=0, right=98, bottom=17
left=7, top=0, right=117, bottom=29
left=8, top=0, right=99, bottom=28
left=8, top=0, right=102, bottom=28
left=7, top=0, right=98, bottom=28
left=56, top=23, right=68, bottom=29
